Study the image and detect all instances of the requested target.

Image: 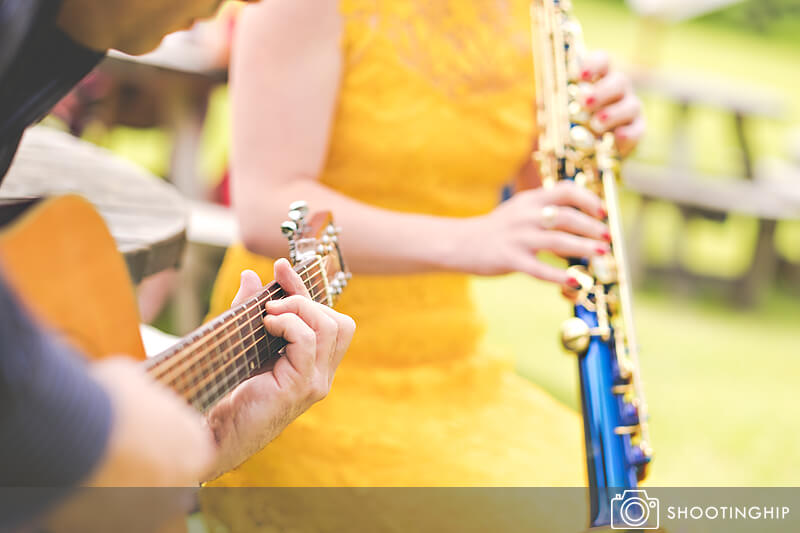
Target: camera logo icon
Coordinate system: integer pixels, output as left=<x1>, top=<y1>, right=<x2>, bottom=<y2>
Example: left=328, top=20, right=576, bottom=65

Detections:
left=610, top=489, right=660, bottom=529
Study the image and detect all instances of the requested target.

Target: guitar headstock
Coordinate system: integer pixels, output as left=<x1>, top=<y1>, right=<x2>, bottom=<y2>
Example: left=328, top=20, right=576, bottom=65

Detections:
left=281, top=201, right=350, bottom=306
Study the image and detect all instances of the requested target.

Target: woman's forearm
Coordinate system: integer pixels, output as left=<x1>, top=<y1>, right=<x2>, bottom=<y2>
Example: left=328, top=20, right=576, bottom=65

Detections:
left=234, top=176, right=472, bottom=275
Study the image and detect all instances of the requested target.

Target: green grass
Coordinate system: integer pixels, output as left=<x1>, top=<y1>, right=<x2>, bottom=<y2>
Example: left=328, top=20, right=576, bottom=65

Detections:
left=472, top=274, right=800, bottom=486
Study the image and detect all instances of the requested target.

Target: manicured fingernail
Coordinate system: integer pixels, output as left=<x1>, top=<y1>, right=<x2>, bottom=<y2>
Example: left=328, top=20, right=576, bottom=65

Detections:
left=599, top=207, right=608, bottom=218
left=581, top=69, right=592, bottom=81
left=598, top=112, right=608, bottom=122
left=585, top=95, right=596, bottom=106
left=602, top=231, right=611, bottom=242
left=596, top=247, right=608, bottom=256
left=567, top=277, right=581, bottom=289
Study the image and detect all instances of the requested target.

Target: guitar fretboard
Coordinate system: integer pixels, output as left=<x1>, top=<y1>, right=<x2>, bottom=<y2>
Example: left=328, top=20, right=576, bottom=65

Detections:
left=144, top=258, right=331, bottom=412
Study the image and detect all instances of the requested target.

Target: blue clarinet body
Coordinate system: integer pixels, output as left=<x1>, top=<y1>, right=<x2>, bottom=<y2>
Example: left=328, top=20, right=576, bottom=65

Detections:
left=531, top=2, right=653, bottom=529
left=574, top=300, right=641, bottom=527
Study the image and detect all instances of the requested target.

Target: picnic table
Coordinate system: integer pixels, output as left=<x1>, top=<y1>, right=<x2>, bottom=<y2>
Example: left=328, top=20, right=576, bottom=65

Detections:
left=624, top=70, right=795, bottom=306
left=0, top=126, right=187, bottom=285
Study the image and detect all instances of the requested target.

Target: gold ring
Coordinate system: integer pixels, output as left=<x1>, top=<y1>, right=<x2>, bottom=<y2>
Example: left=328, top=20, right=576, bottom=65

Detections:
left=540, top=205, right=558, bottom=229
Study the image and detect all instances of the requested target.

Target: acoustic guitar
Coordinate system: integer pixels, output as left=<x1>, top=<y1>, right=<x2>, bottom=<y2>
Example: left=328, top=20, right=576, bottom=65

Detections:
left=0, top=194, right=350, bottom=411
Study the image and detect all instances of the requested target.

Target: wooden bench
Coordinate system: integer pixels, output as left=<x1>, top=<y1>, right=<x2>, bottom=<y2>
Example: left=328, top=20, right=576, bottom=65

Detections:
left=623, top=161, right=800, bottom=306
left=623, top=70, right=791, bottom=306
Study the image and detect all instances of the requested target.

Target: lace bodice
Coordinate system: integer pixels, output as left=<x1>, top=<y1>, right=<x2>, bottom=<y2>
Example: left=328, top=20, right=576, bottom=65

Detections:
left=325, top=0, right=536, bottom=218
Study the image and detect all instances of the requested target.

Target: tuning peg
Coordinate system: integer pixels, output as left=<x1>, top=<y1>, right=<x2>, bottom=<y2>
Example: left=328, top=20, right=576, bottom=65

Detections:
left=281, top=220, right=299, bottom=264
left=281, top=221, right=298, bottom=237
left=288, top=209, right=304, bottom=225
left=288, top=201, right=309, bottom=231
left=289, top=200, right=309, bottom=217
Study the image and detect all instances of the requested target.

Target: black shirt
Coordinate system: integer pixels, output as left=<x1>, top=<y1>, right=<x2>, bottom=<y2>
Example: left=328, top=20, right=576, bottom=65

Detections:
left=0, top=0, right=105, bottom=179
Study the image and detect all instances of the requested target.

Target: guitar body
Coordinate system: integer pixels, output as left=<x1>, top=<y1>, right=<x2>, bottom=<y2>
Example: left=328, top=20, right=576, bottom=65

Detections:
left=0, top=195, right=145, bottom=361
left=0, top=195, right=345, bottom=531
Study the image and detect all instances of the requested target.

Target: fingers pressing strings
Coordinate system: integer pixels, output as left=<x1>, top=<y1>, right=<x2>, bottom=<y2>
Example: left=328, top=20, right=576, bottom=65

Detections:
left=263, top=313, right=317, bottom=379
left=266, top=296, right=338, bottom=365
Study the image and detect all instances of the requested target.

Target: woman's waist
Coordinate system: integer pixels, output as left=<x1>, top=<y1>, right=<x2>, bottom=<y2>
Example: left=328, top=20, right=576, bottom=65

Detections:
left=338, top=271, right=474, bottom=311
left=334, top=272, right=486, bottom=367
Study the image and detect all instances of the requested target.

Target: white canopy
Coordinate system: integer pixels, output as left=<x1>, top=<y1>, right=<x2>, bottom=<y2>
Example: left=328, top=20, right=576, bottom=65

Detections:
left=626, top=0, right=745, bottom=21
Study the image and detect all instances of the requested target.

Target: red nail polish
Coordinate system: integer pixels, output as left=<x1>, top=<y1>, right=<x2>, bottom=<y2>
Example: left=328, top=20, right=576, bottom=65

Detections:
left=596, top=247, right=608, bottom=256
left=567, top=277, right=581, bottom=289
left=599, top=208, right=608, bottom=218
left=598, top=112, right=608, bottom=122
left=581, top=69, right=591, bottom=81
left=586, top=96, right=596, bottom=106
left=602, top=231, right=611, bottom=242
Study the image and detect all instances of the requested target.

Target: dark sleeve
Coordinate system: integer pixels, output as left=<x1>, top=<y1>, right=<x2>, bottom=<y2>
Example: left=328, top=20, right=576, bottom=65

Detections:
left=0, top=272, right=113, bottom=529
left=0, top=0, right=105, bottom=179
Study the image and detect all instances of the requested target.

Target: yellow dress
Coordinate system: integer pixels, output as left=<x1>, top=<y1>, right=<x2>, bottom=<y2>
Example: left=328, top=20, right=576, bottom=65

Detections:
left=207, top=0, right=585, bottom=489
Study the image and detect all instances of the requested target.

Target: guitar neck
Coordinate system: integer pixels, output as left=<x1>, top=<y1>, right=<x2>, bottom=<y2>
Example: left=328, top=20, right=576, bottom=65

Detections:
left=144, top=257, right=332, bottom=412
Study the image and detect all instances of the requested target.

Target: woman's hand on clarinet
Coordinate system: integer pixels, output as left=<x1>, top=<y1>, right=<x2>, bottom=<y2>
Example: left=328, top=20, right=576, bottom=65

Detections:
left=453, top=182, right=609, bottom=287
left=580, top=50, right=645, bottom=158
left=204, top=260, right=355, bottom=480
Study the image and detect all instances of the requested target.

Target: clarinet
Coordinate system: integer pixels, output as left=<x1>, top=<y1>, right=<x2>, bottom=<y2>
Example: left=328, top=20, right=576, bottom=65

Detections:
left=530, top=1, right=653, bottom=528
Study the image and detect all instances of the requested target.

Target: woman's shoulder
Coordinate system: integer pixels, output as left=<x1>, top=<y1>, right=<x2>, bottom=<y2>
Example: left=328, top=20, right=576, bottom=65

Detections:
left=234, top=0, right=342, bottom=59
left=239, top=0, right=341, bottom=38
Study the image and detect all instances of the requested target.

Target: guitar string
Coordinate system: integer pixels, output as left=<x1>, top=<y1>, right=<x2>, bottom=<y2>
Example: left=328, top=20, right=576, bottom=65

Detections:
left=148, top=261, right=321, bottom=377
left=148, top=260, right=323, bottom=380
left=154, top=274, right=327, bottom=389
left=189, top=334, right=269, bottom=411
left=182, top=278, right=334, bottom=408
left=181, top=333, right=269, bottom=408
left=188, top=275, right=343, bottom=410
left=156, top=273, right=326, bottom=386
left=165, top=278, right=328, bottom=394
left=151, top=267, right=330, bottom=386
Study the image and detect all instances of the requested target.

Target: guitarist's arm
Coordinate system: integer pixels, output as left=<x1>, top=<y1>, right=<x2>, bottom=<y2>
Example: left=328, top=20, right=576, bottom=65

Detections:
left=0, top=274, right=113, bottom=528
left=0, top=272, right=215, bottom=530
